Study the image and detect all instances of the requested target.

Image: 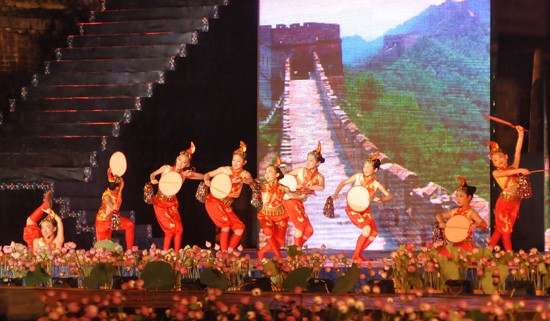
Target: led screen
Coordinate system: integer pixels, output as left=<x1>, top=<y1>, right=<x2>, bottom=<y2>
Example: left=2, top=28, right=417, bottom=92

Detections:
left=258, top=0, right=491, bottom=250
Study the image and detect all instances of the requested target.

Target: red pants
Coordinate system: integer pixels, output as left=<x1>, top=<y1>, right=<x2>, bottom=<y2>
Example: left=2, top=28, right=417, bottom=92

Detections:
left=153, top=196, right=184, bottom=251
left=204, top=194, right=245, bottom=230
left=494, top=198, right=520, bottom=235
left=96, top=216, right=135, bottom=249
left=283, top=199, right=313, bottom=238
left=346, top=205, right=378, bottom=232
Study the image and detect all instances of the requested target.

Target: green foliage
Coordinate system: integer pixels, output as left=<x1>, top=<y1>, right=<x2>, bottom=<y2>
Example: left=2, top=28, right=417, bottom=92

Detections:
left=262, top=259, right=281, bottom=277
left=282, top=267, right=312, bottom=292
left=94, top=239, right=123, bottom=253
left=24, top=265, right=51, bottom=287
left=141, top=261, right=176, bottom=290
left=83, top=262, right=116, bottom=289
left=200, top=267, right=228, bottom=291
left=437, top=256, right=460, bottom=282
left=332, top=264, right=361, bottom=293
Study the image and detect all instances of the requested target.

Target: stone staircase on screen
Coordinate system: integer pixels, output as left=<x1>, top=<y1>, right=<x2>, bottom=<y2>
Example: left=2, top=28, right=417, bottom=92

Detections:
left=0, top=0, right=228, bottom=248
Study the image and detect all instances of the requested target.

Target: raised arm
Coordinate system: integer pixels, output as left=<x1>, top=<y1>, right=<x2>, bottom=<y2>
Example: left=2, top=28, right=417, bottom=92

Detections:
left=511, top=125, right=525, bottom=169
left=53, top=211, right=64, bottom=249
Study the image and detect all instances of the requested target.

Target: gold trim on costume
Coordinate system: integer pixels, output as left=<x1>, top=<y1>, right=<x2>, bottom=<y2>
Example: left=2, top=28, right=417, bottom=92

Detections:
left=261, top=206, right=285, bottom=216
left=156, top=192, right=175, bottom=202
left=499, top=191, right=519, bottom=202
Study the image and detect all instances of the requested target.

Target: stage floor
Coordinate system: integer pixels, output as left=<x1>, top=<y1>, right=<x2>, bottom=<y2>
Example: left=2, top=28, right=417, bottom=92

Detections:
left=1, top=285, right=548, bottom=321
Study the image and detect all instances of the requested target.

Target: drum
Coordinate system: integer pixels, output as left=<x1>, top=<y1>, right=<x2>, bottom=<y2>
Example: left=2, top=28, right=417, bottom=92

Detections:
left=158, top=171, right=183, bottom=197
left=346, top=186, right=370, bottom=212
left=210, top=173, right=232, bottom=199
left=279, top=175, right=297, bottom=200
left=444, top=215, right=471, bottom=243
left=109, top=151, right=127, bottom=176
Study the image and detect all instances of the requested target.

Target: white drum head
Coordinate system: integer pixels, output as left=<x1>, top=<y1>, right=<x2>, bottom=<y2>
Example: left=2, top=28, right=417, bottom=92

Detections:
left=280, top=175, right=297, bottom=200
left=346, top=186, right=370, bottom=212
left=109, top=151, right=127, bottom=176
left=211, top=173, right=232, bottom=199
left=444, top=215, right=471, bottom=243
left=159, top=171, right=183, bottom=196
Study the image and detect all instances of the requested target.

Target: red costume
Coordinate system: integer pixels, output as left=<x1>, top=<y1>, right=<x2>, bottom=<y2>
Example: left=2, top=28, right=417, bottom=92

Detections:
left=152, top=166, right=185, bottom=251
left=204, top=166, right=247, bottom=250
left=23, top=200, right=50, bottom=248
left=489, top=169, right=520, bottom=251
left=438, top=206, right=477, bottom=256
left=257, top=180, right=289, bottom=260
left=346, top=174, right=381, bottom=260
left=96, top=181, right=134, bottom=250
left=283, top=167, right=320, bottom=247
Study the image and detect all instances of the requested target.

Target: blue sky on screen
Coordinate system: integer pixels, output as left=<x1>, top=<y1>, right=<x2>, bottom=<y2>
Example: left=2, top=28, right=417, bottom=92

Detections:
left=260, top=0, right=446, bottom=41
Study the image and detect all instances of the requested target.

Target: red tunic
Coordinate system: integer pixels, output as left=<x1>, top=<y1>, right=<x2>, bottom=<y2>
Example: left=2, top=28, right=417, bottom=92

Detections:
left=345, top=175, right=380, bottom=229
left=204, top=166, right=247, bottom=230
left=257, top=181, right=289, bottom=245
left=283, top=167, right=320, bottom=237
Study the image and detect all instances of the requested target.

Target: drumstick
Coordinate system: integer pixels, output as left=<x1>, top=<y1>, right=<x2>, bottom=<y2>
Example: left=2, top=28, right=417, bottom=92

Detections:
left=529, top=169, right=549, bottom=174
left=482, top=114, right=529, bottom=132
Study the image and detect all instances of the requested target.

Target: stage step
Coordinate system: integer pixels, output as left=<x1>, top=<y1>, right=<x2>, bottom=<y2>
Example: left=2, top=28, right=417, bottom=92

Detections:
left=0, top=151, right=96, bottom=168
left=79, top=18, right=206, bottom=35
left=56, top=44, right=187, bottom=60
left=10, top=110, right=130, bottom=125
left=32, top=72, right=163, bottom=86
left=1, top=122, right=119, bottom=137
left=103, top=0, right=226, bottom=10
left=13, top=97, right=143, bottom=111
left=0, top=166, right=91, bottom=182
left=0, top=136, right=107, bottom=153
left=68, top=32, right=198, bottom=48
left=44, top=57, right=176, bottom=73
left=23, top=83, right=154, bottom=99
left=90, top=6, right=216, bottom=22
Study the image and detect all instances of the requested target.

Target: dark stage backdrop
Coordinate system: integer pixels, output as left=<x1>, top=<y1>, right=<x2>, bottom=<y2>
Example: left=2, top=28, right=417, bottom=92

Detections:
left=258, top=0, right=492, bottom=250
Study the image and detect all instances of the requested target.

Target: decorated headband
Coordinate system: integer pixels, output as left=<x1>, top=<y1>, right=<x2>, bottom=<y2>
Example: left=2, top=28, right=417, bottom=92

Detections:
left=310, top=141, right=322, bottom=155
left=270, top=155, right=281, bottom=167
left=233, top=141, right=247, bottom=159
left=40, top=215, right=56, bottom=226
left=180, top=141, right=196, bottom=157
left=487, top=141, right=504, bottom=156
left=235, top=141, right=247, bottom=153
left=456, top=176, right=476, bottom=195
left=365, top=150, right=380, bottom=164
left=456, top=176, right=468, bottom=191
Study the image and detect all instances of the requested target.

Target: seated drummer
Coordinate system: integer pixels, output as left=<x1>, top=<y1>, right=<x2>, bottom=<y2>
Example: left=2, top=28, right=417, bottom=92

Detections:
left=435, top=176, right=487, bottom=253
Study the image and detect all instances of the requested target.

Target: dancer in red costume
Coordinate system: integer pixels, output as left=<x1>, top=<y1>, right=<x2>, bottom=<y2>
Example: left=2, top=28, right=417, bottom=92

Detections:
left=149, top=142, right=204, bottom=252
left=436, top=176, right=487, bottom=255
left=332, top=151, right=393, bottom=262
left=488, top=125, right=530, bottom=252
left=96, top=168, right=135, bottom=250
left=23, top=190, right=65, bottom=252
left=257, top=156, right=303, bottom=260
left=283, top=141, right=325, bottom=250
left=203, top=141, right=253, bottom=252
